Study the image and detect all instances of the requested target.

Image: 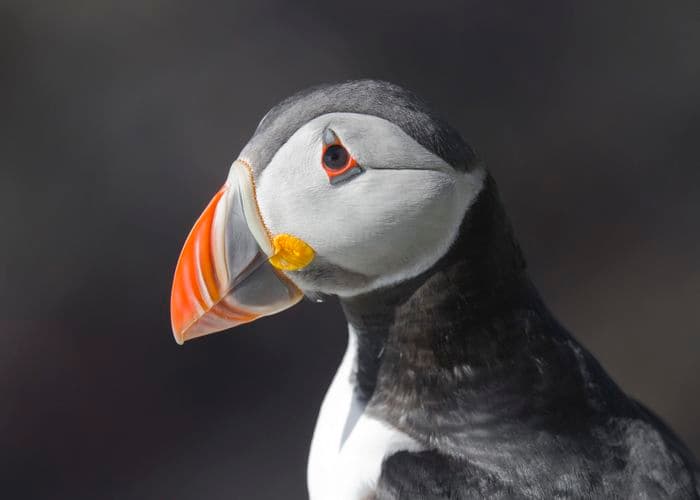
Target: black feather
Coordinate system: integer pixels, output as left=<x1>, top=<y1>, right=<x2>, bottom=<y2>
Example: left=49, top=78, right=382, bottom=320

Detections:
left=341, top=176, right=699, bottom=499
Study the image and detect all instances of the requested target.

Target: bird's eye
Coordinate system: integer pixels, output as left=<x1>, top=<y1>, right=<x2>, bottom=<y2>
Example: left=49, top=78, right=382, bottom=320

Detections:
left=320, top=131, right=363, bottom=185
left=322, top=145, right=350, bottom=170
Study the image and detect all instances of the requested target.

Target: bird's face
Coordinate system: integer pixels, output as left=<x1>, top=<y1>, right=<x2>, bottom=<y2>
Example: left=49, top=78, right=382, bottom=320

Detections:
left=170, top=85, right=485, bottom=344
left=254, top=112, right=485, bottom=296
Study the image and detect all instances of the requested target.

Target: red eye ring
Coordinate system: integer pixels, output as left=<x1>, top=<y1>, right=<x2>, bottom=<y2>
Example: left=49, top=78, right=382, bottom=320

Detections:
left=321, top=142, right=362, bottom=184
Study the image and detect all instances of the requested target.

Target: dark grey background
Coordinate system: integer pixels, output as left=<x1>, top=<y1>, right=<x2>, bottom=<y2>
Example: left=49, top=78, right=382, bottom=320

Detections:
left=1, top=1, right=699, bottom=499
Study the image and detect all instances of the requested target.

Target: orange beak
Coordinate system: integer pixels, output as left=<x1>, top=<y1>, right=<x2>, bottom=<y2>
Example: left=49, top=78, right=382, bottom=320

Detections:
left=170, top=161, right=304, bottom=344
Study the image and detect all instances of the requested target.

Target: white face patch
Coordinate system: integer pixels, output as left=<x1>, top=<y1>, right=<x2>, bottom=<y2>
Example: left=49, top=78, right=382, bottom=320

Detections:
left=252, top=112, right=485, bottom=296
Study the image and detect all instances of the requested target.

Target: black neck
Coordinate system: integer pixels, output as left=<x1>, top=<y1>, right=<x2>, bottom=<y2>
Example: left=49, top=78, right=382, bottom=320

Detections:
left=340, top=175, right=622, bottom=442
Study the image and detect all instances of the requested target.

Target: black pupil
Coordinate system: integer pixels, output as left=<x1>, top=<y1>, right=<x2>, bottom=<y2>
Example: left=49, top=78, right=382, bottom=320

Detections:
left=323, top=145, right=349, bottom=170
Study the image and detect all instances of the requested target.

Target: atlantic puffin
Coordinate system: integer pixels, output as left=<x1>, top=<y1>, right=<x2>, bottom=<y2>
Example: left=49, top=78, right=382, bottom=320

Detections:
left=170, top=80, right=700, bottom=499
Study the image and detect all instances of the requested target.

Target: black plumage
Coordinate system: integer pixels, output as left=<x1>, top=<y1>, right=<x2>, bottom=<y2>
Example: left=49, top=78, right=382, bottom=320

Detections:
left=341, top=175, right=699, bottom=498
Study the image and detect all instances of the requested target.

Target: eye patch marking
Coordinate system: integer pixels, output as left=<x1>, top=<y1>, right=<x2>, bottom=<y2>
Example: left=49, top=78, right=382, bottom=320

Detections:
left=321, top=127, right=364, bottom=185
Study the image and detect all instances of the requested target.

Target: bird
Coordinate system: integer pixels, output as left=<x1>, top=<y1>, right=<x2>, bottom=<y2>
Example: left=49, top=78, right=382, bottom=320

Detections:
left=169, top=80, right=700, bottom=499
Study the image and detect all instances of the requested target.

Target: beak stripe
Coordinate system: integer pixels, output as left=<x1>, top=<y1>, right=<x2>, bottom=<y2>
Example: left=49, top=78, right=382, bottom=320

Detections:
left=194, top=235, right=214, bottom=306
left=196, top=188, right=226, bottom=305
left=211, top=187, right=232, bottom=290
left=183, top=249, right=207, bottom=310
left=171, top=241, right=206, bottom=337
left=217, top=295, right=257, bottom=321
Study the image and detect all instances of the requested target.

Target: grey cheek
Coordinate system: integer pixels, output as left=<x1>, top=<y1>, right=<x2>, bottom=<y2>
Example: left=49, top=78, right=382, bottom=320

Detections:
left=288, top=257, right=374, bottom=294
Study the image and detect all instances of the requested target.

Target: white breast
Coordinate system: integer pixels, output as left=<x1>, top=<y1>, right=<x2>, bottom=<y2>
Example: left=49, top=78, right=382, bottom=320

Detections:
left=307, top=326, right=424, bottom=500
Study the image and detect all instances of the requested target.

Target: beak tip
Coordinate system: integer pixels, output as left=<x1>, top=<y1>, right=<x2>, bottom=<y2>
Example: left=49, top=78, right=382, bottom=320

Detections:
left=171, top=314, right=187, bottom=345
left=172, top=326, right=185, bottom=345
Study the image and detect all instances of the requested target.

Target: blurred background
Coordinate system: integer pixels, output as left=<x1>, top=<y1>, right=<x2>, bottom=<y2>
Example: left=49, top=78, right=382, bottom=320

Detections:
left=1, top=1, right=699, bottom=498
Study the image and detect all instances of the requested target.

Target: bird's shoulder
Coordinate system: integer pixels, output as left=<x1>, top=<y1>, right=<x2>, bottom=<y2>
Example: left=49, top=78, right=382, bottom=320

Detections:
left=375, top=449, right=516, bottom=500
left=600, top=414, right=700, bottom=498
left=374, top=415, right=700, bottom=499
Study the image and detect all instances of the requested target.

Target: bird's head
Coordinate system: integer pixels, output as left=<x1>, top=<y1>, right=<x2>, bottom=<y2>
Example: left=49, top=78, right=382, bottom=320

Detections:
left=170, top=80, right=486, bottom=344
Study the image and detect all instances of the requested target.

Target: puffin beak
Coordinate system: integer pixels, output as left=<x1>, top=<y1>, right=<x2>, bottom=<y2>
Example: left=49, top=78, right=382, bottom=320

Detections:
left=170, top=160, right=314, bottom=344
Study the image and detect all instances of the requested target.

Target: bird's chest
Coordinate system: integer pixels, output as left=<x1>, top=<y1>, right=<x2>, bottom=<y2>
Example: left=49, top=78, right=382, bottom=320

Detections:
left=307, top=331, right=423, bottom=500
